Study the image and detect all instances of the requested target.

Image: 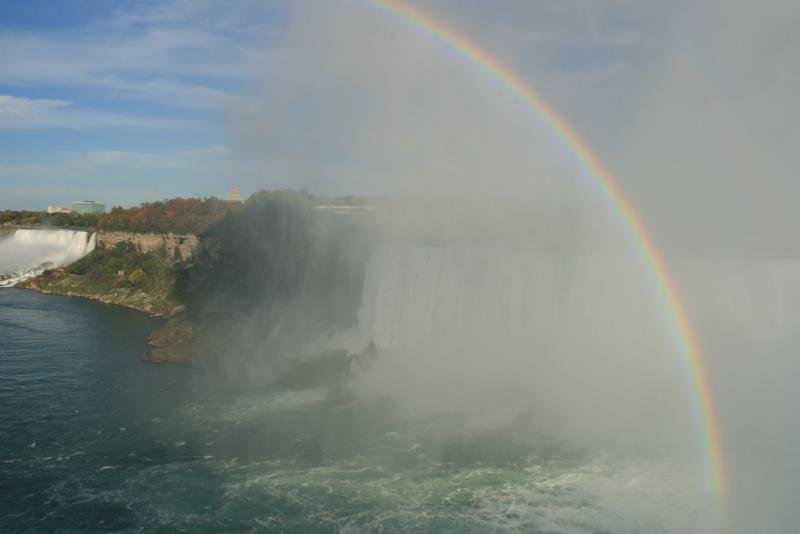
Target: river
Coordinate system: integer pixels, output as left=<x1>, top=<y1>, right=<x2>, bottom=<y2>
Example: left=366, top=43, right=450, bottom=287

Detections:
left=0, top=288, right=725, bottom=532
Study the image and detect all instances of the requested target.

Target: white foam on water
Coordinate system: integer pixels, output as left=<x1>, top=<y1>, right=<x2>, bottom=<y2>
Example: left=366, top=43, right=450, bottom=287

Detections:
left=217, top=448, right=712, bottom=533
left=181, top=388, right=329, bottom=423
left=99, top=465, right=122, bottom=471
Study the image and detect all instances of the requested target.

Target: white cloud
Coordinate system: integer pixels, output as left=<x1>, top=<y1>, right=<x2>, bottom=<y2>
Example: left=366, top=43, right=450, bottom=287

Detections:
left=0, top=94, right=68, bottom=117
left=0, top=94, right=193, bottom=130
left=0, top=146, right=238, bottom=207
left=0, top=1, right=278, bottom=109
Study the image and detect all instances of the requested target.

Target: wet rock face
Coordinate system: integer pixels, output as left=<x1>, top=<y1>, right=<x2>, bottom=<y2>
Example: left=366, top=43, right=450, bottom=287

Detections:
left=145, top=318, right=198, bottom=365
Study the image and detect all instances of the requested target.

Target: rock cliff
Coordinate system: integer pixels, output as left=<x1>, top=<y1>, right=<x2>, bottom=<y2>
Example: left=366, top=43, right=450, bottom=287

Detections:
left=97, top=231, right=199, bottom=262
left=16, top=231, right=201, bottom=365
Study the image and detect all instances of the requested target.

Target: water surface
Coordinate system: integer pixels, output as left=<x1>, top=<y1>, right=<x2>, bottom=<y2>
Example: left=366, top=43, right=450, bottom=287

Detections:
left=0, top=289, right=711, bottom=532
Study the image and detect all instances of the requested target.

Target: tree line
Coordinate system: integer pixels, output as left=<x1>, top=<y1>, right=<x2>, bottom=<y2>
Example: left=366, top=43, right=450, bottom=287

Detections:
left=97, top=197, right=240, bottom=234
left=2, top=191, right=381, bottom=235
left=1, top=197, right=239, bottom=234
left=1, top=210, right=101, bottom=228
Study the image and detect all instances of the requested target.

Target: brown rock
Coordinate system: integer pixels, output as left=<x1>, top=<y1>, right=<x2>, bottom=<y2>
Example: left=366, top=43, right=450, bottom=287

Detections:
left=97, top=231, right=199, bottom=263
left=145, top=318, right=198, bottom=365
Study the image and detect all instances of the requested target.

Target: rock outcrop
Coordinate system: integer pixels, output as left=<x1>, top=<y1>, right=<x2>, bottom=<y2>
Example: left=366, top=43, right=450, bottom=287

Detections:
left=17, top=268, right=178, bottom=317
left=145, top=318, right=197, bottom=365
left=18, top=269, right=199, bottom=365
left=97, top=231, right=198, bottom=262
left=15, top=230, right=205, bottom=366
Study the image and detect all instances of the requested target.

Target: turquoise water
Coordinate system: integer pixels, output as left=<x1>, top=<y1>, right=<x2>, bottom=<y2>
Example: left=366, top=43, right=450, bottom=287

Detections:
left=0, top=289, right=713, bottom=532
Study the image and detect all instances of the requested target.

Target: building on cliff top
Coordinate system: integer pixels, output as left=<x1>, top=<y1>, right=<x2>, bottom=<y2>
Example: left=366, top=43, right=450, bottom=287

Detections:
left=72, top=200, right=105, bottom=214
left=227, top=188, right=242, bottom=203
left=47, top=206, right=73, bottom=214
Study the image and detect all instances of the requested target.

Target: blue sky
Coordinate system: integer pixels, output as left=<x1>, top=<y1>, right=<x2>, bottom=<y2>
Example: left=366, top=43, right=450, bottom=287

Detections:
left=0, top=0, right=289, bottom=209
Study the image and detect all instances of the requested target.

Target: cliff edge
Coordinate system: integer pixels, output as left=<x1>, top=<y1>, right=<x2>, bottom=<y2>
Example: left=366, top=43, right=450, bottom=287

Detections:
left=144, top=318, right=197, bottom=365
left=17, top=231, right=200, bottom=365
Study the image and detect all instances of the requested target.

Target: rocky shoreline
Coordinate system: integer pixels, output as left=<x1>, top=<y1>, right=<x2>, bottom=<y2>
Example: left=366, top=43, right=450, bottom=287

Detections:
left=16, top=269, right=197, bottom=365
left=144, top=318, right=197, bottom=365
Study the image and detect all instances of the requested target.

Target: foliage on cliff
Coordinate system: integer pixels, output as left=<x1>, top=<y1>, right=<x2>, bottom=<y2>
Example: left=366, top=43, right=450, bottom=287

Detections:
left=0, top=209, right=100, bottom=228
left=98, top=197, right=239, bottom=234
left=1, top=198, right=237, bottom=234
left=175, top=190, right=325, bottom=311
left=20, top=241, right=179, bottom=317
left=174, top=189, right=375, bottom=358
left=67, top=241, right=172, bottom=290
left=4, top=192, right=381, bottom=235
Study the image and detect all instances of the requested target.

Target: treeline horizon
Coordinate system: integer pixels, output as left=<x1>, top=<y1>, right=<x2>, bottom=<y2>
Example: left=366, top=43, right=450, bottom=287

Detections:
left=1, top=190, right=382, bottom=235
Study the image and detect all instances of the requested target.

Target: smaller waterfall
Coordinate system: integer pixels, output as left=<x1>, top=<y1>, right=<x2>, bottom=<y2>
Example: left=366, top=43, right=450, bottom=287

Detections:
left=0, top=229, right=96, bottom=287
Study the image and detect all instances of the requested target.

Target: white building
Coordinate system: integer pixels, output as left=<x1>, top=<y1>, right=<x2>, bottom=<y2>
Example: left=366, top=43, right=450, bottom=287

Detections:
left=47, top=206, right=73, bottom=214
left=72, top=200, right=105, bottom=214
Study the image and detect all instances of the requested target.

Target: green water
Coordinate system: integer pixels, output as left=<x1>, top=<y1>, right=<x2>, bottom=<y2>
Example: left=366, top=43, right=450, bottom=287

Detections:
left=0, top=289, right=713, bottom=532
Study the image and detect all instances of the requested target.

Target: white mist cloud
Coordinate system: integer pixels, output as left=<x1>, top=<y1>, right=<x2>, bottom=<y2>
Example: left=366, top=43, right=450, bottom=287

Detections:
left=613, top=0, right=800, bottom=256
left=227, top=2, right=800, bottom=531
left=233, top=1, right=603, bottom=203
left=233, top=0, right=800, bottom=255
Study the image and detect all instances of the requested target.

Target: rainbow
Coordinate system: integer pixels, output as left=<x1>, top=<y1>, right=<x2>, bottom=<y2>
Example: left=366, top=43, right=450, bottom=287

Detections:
left=368, top=0, right=727, bottom=513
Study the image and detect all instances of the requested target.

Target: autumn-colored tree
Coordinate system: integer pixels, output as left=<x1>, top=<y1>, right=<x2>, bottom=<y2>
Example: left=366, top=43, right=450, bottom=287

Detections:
left=96, top=197, right=241, bottom=234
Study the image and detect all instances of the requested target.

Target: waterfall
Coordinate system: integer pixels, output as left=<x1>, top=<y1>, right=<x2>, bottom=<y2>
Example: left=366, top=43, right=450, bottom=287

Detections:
left=348, top=243, right=685, bottom=440
left=349, top=243, right=800, bottom=444
left=0, top=229, right=96, bottom=286
left=354, top=244, right=800, bottom=357
left=354, top=243, right=666, bottom=356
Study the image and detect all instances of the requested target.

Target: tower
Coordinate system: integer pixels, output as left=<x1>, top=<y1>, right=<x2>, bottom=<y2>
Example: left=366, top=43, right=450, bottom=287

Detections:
left=227, top=188, right=241, bottom=203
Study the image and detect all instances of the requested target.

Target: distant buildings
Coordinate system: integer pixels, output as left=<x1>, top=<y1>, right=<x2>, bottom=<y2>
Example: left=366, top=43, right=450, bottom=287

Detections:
left=312, top=205, right=377, bottom=215
left=47, top=206, right=73, bottom=214
left=71, top=200, right=105, bottom=214
left=227, top=188, right=242, bottom=203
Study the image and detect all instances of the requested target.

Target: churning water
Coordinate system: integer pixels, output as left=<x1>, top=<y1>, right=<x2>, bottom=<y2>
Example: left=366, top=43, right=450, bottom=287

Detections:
left=0, top=288, right=719, bottom=532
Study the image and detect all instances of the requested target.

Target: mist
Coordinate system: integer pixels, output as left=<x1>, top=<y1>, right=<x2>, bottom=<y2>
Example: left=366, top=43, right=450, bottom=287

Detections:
left=213, top=1, right=800, bottom=531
